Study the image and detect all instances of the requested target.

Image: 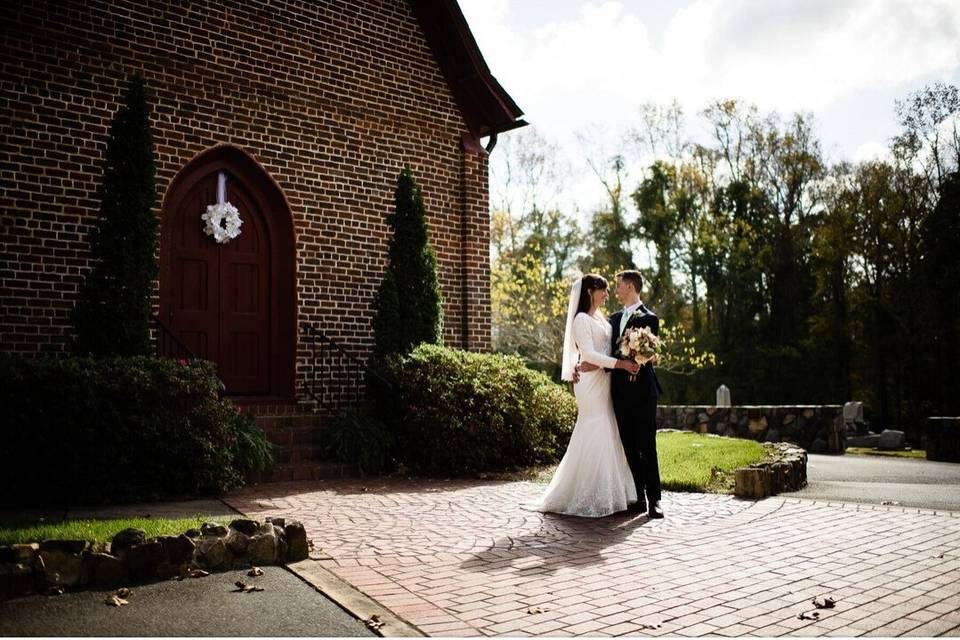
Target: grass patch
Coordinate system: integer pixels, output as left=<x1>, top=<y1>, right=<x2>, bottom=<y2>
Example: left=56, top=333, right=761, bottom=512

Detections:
left=0, top=515, right=233, bottom=551
left=845, top=447, right=927, bottom=459
left=658, top=431, right=768, bottom=493
left=488, top=431, right=769, bottom=493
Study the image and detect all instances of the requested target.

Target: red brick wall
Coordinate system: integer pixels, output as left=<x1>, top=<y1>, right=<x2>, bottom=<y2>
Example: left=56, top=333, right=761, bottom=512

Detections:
left=1, top=0, right=492, bottom=397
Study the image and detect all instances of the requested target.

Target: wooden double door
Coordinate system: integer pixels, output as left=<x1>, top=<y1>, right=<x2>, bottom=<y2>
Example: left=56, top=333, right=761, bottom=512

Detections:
left=160, top=148, right=295, bottom=399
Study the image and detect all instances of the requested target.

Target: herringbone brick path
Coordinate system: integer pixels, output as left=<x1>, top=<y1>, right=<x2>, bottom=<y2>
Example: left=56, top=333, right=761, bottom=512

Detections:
left=226, top=479, right=960, bottom=637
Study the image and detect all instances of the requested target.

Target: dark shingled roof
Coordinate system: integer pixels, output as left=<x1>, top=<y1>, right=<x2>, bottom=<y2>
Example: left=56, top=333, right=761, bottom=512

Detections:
left=407, top=0, right=528, bottom=139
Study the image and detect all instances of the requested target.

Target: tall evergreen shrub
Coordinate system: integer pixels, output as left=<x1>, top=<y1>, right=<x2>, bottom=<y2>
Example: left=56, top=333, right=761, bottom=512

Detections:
left=372, top=167, right=443, bottom=359
left=72, top=74, right=158, bottom=356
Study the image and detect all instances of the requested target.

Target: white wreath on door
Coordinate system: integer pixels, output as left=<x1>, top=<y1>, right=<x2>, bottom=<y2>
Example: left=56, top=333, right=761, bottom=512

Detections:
left=201, top=172, right=243, bottom=244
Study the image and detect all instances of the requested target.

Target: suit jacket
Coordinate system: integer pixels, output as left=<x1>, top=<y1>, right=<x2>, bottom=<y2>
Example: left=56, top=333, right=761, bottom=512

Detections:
left=609, top=304, right=663, bottom=401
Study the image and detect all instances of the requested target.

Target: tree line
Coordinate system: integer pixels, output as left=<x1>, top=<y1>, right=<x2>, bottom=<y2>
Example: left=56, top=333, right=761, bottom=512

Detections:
left=491, top=83, right=960, bottom=442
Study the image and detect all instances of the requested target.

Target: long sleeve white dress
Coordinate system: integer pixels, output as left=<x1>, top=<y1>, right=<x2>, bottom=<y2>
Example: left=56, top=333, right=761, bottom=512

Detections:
left=530, top=312, right=638, bottom=517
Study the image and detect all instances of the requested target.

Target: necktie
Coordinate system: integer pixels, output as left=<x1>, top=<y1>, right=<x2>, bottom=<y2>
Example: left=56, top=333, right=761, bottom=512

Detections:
left=619, top=308, right=630, bottom=337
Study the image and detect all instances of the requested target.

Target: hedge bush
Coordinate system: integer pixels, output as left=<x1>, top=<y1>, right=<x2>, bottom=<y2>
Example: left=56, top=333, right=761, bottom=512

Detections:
left=0, top=355, right=274, bottom=505
left=383, top=344, right=576, bottom=473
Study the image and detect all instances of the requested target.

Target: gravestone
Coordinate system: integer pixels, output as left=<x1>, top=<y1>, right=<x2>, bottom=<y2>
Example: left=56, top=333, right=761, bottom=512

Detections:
left=842, top=401, right=866, bottom=435
left=877, top=429, right=906, bottom=450
left=716, top=384, right=731, bottom=407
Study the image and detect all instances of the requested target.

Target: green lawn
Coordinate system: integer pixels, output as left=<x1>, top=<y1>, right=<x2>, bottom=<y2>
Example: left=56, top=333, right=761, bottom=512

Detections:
left=490, top=431, right=769, bottom=493
left=658, top=431, right=768, bottom=492
left=845, top=447, right=927, bottom=459
left=0, top=515, right=233, bottom=550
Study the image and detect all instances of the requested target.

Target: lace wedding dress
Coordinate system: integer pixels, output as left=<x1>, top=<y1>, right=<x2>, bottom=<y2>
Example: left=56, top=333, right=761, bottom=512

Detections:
left=530, top=312, right=638, bottom=517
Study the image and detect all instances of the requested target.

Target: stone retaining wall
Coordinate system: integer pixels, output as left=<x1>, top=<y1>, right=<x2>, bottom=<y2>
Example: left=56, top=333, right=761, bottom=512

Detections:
left=658, top=405, right=845, bottom=454
left=734, top=442, right=808, bottom=498
left=0, top=517, right=307, bottom=600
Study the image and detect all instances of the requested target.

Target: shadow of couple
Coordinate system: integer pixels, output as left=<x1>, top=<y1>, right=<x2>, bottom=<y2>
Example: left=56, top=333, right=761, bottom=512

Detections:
left=458, top=509, right=662, bottom=576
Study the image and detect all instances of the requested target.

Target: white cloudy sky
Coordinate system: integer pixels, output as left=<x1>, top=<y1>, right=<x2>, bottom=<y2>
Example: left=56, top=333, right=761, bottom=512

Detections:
left=460, top=0, right=960, bottom=217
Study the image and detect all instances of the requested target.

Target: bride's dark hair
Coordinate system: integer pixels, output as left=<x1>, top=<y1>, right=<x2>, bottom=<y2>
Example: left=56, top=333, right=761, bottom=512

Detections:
left=576, top=274, right=607, bottom=314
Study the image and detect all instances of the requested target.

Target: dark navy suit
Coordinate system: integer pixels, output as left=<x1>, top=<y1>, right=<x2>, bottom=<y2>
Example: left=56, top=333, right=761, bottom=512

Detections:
left=608, top=304, right=663, bottom=504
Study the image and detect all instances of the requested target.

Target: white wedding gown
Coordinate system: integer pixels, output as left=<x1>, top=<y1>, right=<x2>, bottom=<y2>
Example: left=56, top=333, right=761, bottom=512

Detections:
left=531, top=312, right=638, bottom=517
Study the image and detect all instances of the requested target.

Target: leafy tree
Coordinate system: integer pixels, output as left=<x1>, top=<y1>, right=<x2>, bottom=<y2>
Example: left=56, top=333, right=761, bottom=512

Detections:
left=895, top=82, right=960, bottom=194
left=372, top=168, right=443, bottom=359
left=72, top=74, right=157, bottom=356
left=919, top=170, right=960, bottom=417
left=582, top=154, right=635, bottom=274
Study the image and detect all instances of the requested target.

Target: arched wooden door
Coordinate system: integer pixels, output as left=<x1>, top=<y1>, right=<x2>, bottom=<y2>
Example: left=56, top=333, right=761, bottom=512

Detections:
left=160, top=147, right=296, bottom=399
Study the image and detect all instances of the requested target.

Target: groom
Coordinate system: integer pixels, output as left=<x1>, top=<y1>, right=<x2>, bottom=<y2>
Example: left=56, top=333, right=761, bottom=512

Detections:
left=580, top=270, right=664, bottom=518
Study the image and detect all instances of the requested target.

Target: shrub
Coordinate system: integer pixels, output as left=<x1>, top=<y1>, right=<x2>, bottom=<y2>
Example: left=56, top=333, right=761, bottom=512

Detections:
left=72, top=74, right=158, bottom=357
left=319, top=406, right=392, bottom=476
left=372, top=167, right=443, bottom=360
left=0, top=355, right=274, bottom=505
left=383, top=344, right=576, bottom=473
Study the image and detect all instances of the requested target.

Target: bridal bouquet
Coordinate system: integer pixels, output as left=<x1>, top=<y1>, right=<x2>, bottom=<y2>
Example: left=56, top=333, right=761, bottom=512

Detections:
left=618, top=326, right=660, bottom=381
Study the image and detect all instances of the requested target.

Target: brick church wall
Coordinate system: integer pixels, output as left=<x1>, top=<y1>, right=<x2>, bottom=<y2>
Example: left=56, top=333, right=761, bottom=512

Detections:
left=1, top=0, right=492, bottom=399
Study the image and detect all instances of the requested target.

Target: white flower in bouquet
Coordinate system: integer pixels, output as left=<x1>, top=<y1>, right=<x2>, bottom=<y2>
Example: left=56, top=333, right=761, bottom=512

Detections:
left=618, top=326, right=661, bottom=380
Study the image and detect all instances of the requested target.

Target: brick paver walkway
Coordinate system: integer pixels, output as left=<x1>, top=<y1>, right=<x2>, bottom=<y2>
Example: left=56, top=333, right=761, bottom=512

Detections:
left=226, top=479, right=960, bottom=637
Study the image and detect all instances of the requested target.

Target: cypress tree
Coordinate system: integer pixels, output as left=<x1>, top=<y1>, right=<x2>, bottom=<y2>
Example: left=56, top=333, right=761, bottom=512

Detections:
left=72, top=74, right=158, bottom=356
left=372, top=168, right=443, bottom=359
left=920, top=171, right=960, bottom=415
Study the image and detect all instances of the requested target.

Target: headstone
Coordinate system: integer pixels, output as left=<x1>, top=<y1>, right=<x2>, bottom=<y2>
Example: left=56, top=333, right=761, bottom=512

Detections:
left=877, top=429, right=906, bottom=450
left=716, top=384, right=731, bottom=407
left=843, top=401, right=865, bottom=434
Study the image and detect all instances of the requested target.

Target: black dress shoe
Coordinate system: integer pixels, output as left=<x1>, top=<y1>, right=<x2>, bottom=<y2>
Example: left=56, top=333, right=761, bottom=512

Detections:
left=626, top=501, right=647, bottom=514
left=647, top=501, right=664, bottom=519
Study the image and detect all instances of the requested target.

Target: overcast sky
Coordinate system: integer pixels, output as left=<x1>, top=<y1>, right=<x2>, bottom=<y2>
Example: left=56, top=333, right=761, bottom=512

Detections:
left=459, top=0, right=960, bottom=218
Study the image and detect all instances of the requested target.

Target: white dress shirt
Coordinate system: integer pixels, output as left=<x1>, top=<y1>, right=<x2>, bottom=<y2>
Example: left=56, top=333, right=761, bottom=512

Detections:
left=619, top=300, right=643, bottom=337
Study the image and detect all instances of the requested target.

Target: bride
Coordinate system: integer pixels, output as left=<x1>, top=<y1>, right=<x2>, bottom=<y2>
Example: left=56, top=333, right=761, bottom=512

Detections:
left=530, top=274, right=640, bottom=517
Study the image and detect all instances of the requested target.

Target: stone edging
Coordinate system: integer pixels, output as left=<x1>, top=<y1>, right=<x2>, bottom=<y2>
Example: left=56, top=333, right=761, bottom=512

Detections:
left=286, top=559, right=425, bottom=637
left=734, top=442, right=808, bottom=499
left=0, top=517, right=307, bottom=600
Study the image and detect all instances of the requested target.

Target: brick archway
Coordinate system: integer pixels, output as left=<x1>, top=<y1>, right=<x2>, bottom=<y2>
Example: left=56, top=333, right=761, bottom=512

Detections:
left=160, top=146, right=296, bottom=400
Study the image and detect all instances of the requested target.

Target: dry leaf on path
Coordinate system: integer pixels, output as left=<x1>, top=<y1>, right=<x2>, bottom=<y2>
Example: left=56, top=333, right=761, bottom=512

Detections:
left=232, top=581, right=264, bottom=593
left=798, top=611, right=821, bottom=620
left=365, top=614, right=385, bottom=630
left=115, top=588, right=133, bottom=598
left=526, top=607, right=545, bottom=614
left=104, top=595, right=129, bottom=607
left=247, top=567, right=264, bottom=577
left=178, top=566, right=209, bottom=580
left=812, top=597, right=836, bottom=609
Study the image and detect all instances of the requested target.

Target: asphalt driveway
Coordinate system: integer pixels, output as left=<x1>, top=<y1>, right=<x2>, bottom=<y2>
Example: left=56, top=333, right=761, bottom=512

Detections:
left=795, top=453, right=960, bottom=510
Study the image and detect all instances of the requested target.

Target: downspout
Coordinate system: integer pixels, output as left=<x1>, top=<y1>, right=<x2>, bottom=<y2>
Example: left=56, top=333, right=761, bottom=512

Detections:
left=484, top=131, right=498, bottom=153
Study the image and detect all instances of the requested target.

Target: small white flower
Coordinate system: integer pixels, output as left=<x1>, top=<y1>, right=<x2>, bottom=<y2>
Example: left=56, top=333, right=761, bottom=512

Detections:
left=202, top=202, right=243, bottom=244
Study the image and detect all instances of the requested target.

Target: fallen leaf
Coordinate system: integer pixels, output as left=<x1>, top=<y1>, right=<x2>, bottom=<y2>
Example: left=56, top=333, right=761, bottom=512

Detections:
left=798, top=611, right=820, bottom=620
left=232, top=581, right=264, bottom=593
left=526, top=607, right=545, bottom=614
left=115, top=588, right=133, bottom=598
left=104, top=595, right=129, bottom=607
left=178, top=566, right=210, bottom=580
left=247, top=567, right=264, bottom=577
left=812, top=597, right=835, bottom=609
left=881, top=500, right=900, bottom=506
left=637, top=623, right=661, bottom=630
left=365, top=614, right=385, bottom=630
